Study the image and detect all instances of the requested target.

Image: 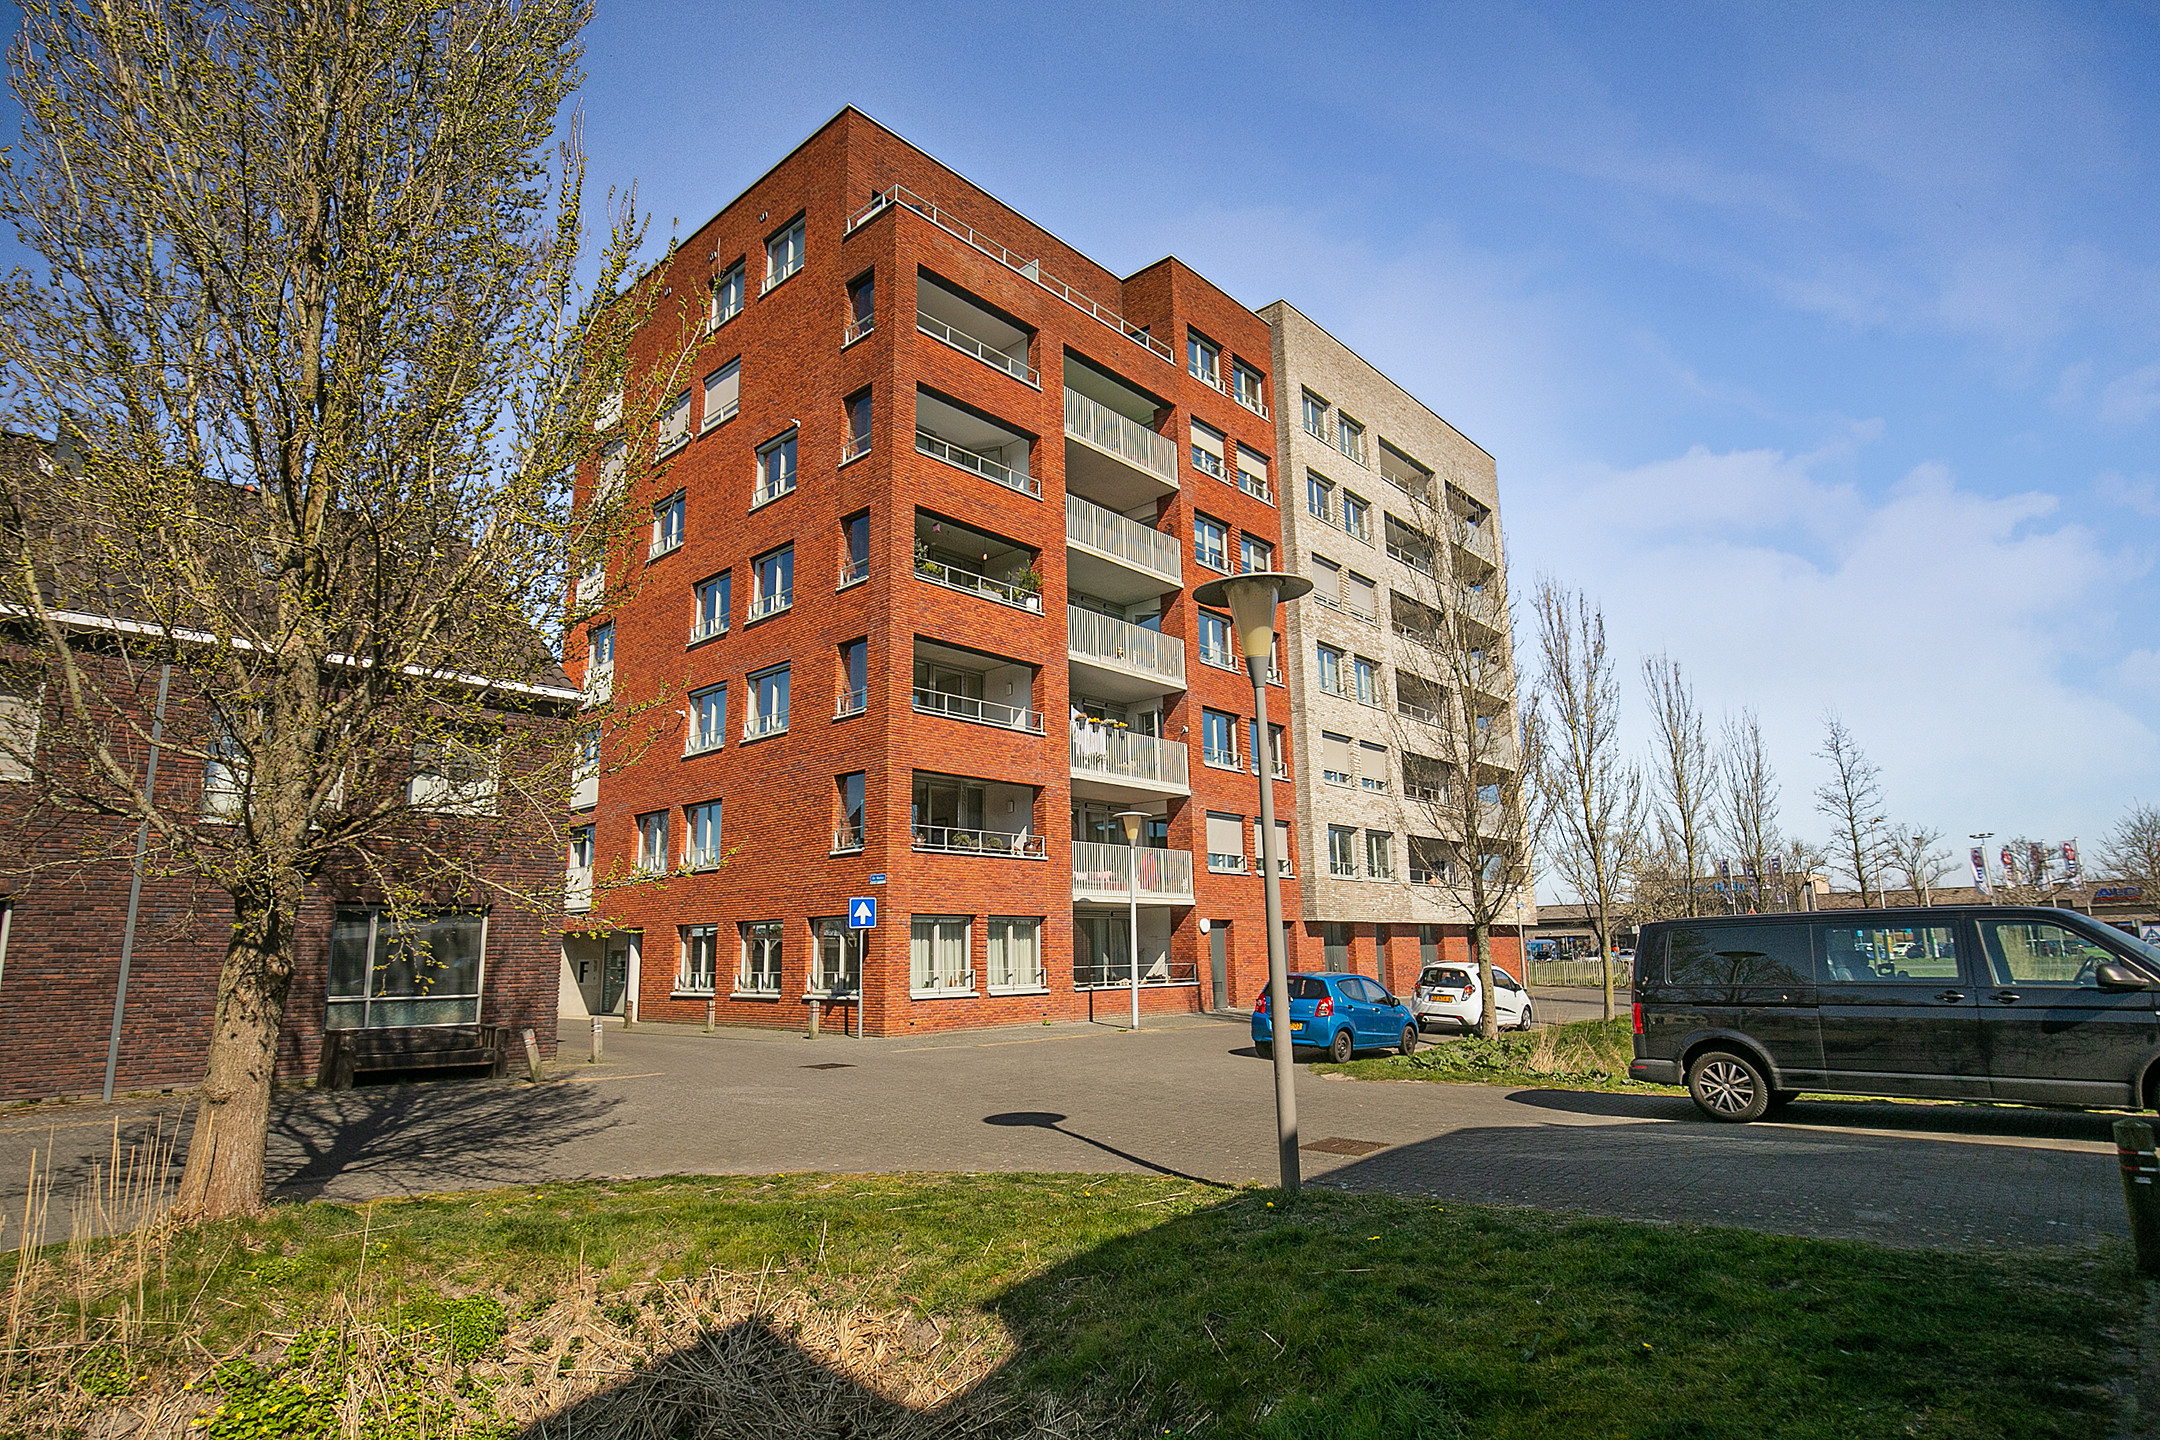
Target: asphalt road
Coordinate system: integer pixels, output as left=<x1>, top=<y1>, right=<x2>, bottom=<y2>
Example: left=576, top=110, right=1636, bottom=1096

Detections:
left=0, top=1000, right=2121, bottom=1252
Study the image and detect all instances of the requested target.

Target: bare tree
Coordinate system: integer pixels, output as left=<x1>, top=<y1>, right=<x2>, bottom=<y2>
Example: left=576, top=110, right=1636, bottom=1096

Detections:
left=1531, top=580, right=1642, bottom=1020
left=1813, top=714, right=1888, bottom=908
left=1715, top=708, right=1782, bottom=909
left=2101, top=803, right=2160, bottom=902
left=1385, top=479, right=1539, bottom=1041
left=1778, top=837, right=1830, bottom=912
left=1886, top=824, right=1951, bottom=906
left=0, top=0, right=660, bottom=1217
left=1641, top=654, right=1713, bottom=919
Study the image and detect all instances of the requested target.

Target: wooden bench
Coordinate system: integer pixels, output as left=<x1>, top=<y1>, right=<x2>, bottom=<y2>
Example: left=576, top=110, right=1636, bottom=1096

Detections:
left=317, top=1024, right=511, bottom=1089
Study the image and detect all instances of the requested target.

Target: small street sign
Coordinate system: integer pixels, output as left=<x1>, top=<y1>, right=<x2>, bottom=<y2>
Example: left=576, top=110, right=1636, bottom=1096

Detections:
left=848, top=897, right=878, bottom=929
left=868, top=872, right=887, bottom=885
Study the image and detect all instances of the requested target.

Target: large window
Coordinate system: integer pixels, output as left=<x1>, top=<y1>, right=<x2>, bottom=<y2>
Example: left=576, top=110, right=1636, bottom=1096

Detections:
left=651, top=491, right=685, bottom=556
left=326, top=910, right=486, bottom=1030
left=407, top=735, right=500, bottom=815
left=987, top=916, right=1043, bottom=991
left=1201, top=709, right=1239, bottom=769
left=1342, top=491, right=1372, bottom=544
left=844, top=391, right=873, bottom=462
left=1301, top=389, right=1328, bottom=441
left=1360, top=740, right=1389, bottom=791
left=746, top=664, right=790, bottom=739
left=1353, top=655, right=1381, bottom=706
left=680, top=924, right=718, bottom=994
left=589, top=621, right=615, bottom=671
left=755, top=430, right=798, bottom=505
left=685, top=800, right=723, bottom=868
left=1336, top=414, right=1366, bottom=465
left=1206, top=812, right=1247, bottom=874
left=1187, top=329, right=1220, bottom=386
left=202, top=723, right=247, bottom=822
left=911, top=914, right=973, bottom=994
left=1232, top=360, right=1267, bottom=413
left=740, top=920, right=783, bottom=994
left=1193, top=513, right=1228, bottom=572
left=703, top=359, right=740, bottom=431
left=1365, top=830, right=1394, bottom=880
left=1306, top=470, right=1333, bottom=522
left=749, top=545, right=794, bottom=620
left=635, top=810, right=669, bottom=873
left=1190, top=419, right=1227, bottom=479
left=711, top=263, right=745, bottom=327
left=1239, top=534, right=1273, bottom=574
left=835, top=771, right=866, bottom=852
left=1316, top=644, right=1345, bottom=696
left=841, top=511, right=871, bottom=586
left=764, top=218, right=805, bottom=291
left=1322, top=731, right=1355, bottom=787
left=837, top=638, right=869, bottom=717
left=1328, top=825, right=1358, bottom=878
left=687, top=683, right=727, bottom=754
left=657, top=391, right=691, bottom=455
left=813, top=917, right=861, bottom=994
left=1197, top=609, right=1235, bottom=670
left=692, top=571, right=730, bottom=643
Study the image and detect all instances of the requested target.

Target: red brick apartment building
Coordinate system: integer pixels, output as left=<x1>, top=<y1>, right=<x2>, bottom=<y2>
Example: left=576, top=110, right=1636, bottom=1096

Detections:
left=562, top=110, right=1309, bottom=1034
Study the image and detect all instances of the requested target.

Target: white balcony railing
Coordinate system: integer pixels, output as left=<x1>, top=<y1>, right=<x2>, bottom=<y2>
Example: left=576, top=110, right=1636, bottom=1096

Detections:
left=1236, top=470, right=1274, bottom=505
left=832, top=824, right=865, bottom=854
left=912, top=825, right=1046, bottom=858
left=689, top=616, right=727, bottom=644
left=1069, top=725, right=1190, bottom=789
left=1388, top=541, right=1436, bottom=575
left=1198, top=642, right=1239, bottom=673
left=1065, top=493, right=1181, bottom=585
left=835, top=688, right=868, bottom=719
left=684, top=730, right=724, bottom=757
left=840, top=434, right=871, bottom=464
left=752, top=473, right=797, bottom=507
left=918, top=311, right=1039, bottom=387
left=1070, top=841, right=1195, bottom=902
left=1064, top=388, right=1178, bottom=486
left=1208, top=852, right=1249, bottom=874
left=746, top=590, right=792, bottom=622
left=916, top=557, right=1043, bottom=612
left=583, top=666, right=613, bottom=707
left=743, top=712, right=788, bottom=741
left=1203, top=746, right=1240, bottom=772
left=838, top=556, right=870, bottom=588
left=1067, top=605, right=1185, bottom=686
left=913, top=686, right=1045, bottom=734
left=565, top=866, right=593, bottom=912
left=842, top=315, right=874, bottom=346
left=684, top=847, right=722, bottom=871
left=916, top=428, right=1040, bottom=497
left=1398, top=699, right=1442, bottom=728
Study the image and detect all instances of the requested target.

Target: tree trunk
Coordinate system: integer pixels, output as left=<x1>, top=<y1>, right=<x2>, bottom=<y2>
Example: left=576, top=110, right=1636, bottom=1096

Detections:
left=175, top=888, right=299, bottom=1218
left=1473, top=920, right=1499, bottom=1041
left=1595, top=903, right=1613, bottom=1020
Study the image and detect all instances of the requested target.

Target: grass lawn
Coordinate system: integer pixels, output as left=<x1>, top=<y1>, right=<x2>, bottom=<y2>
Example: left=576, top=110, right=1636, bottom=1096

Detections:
left=0, top=1173, right=2135, bottom=1438
left=1316, top=1015, right=1687, bottom=1095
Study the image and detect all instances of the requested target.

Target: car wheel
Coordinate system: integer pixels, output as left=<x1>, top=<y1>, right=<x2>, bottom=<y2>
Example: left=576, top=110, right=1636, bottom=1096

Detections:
left=1687, top=1050, right=1771, bottom=1123
left=1399, top=1025, right=1419, bottom=1057
left=1256, top=1041, right=1273, bottom=1059
left=1329, top=1028, right=1355, bottom=1064
left=1517, top=1003, right=1534, bottom=1031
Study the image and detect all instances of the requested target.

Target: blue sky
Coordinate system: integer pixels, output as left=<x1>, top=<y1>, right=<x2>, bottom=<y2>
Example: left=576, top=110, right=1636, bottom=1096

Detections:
left=10, top=1, right=2157, bottom=865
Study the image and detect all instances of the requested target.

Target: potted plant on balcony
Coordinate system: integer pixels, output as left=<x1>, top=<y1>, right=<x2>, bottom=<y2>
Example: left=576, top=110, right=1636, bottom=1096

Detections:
left=1008, top=564, right=1044, bottom=609
left=914, top=538, right=944, bottom=581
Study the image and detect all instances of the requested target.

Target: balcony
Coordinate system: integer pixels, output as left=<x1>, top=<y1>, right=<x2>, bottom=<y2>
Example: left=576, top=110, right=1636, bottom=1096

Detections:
left=565, top=865, right=592, bottom=912
left=917, top=389, right=1038, bottom=499
left=916, top=283, right=1039, bottom=387
left=916, top=428, right=1039, bottom=498
left=915, top=555, right=1043, bottom=613
left=1076, top=952, right=1200, bottom=988
left=1071, top=841, right=1195, bottom=904
left=913, top=686, right=1045, bottom=735
left=1064, top=386, right=1177, bottom=509
left=1070, top=724, right=1190, bottom=798
left=1067, top=604, right=1185, bottom=698
left=912, top=825, right=1046, bottom=859
left=1387, top=540, right=1435, bottom=576
left=1065, top=493, right=1181, bottom=603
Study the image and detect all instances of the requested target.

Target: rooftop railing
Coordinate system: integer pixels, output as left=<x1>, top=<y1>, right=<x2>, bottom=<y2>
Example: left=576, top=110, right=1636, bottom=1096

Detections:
left=1069, top=724, right=1190, bottom=789
left=916, top=427, right=1040, bottom=498
left=918, top=310, right=1039, bottom=387
left=1065, top=493, right=1181, bottom=585
left=1063, top=388, right=1178, bottom=486
left=1067, top=605, right=1185, bottom=686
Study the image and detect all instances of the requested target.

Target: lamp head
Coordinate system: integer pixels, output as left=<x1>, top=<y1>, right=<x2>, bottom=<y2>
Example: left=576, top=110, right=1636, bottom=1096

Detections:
left=1191, top=572, right=1313, bottom=659
left=1111, top=808, right=1150, bottom=844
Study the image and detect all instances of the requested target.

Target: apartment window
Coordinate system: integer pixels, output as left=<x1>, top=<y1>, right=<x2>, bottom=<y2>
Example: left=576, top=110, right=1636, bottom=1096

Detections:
left=1235, top=443, right=1272, bottom=503
left=840, top=511, right=870, bottom=586
left=1187, top=329, right=1220, bottom=386
left=1189, top=419, right=1227, bottom=479
left=596, top=384, right=622, bottom=432
left=1353, top=655, right=1381, bottom=706
left=569, top=824, right=595, bottom=870
left=202, top=722, right=247, bottom=822
left=596, top=439, right=628, bottom=508
left=749, top=544, right=793, bottom=620
left=1365, top=831, right=1394, bottom=880
left=835, top=771, right=866, bottom=852
left=1360, top=740, right=1389, bottom=791
left=679, top=800, right=721, bottom=868
left=326, top=910, right=486, bottom=1030
left=590, top=621, right=615, bottom=671
left=764, top=218, right=805, bottom=292
left=1268, top=723, right=1288, bottom=779
left=1239, top=534, right=1273, bottom=574
left=1328, top=826, right=1358, bottom=879
left=1316, top=643, right=1344, bottom=696
left=1232, top=360, right=1266, bottom=412
left=987, top=916, right=1044, bottom=991
left=635, top=810, right=669, bottom=874
left=1337, top=413, right=1366, bottom=465
left=846, top=273, right=875, bottom=342
left=746, top=664, right=790, bottom=739
left=658, top=391, right=691, bottom=455
left=692, top=572, right=730, bottom=643
left=1301, top=389, right=1328, bottom=441
left=407, top=736, right=500, bottom=815
left=651, top=491, right=685, bottom=557
left=842, top=391, right=873, bottom=463
left=1306, top=471, right=1334, bottom=522
left=911, top=914, right=973, bottom=994
left=1197, top=609, right=1235, bottom=670
left=1411, top=839, right=1452, bottom=886
left=1193, top=513, right=1228, bottom=572
left=711, top=262, right=745, bottom=327
left=1201, top=708, right=1239, bottom=769
left=1342, top=491, right=1371, bottom=544
left=755, top=429, right=798, bottom=505
left=1206, top=812, right=1247, bottom=874
left=703, top=359, right=740, bottom=431
left=680, top=925, right=718, bottom=994
left=740, top=920, right=783, bottom=994
left=1346, top=572, right=1379, bottom=621
left=1309, top=556, right=1342, bottom=610
left=1322, top=731, right=1355, bottom=787
left=813, top=916, right=861, bottom=994
left=837, top=638, right=868, bottom=717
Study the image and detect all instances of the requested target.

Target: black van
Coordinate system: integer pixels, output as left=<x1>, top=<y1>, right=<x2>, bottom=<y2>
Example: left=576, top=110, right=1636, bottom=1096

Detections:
left=1629, top=906, right=2160, bottom=1121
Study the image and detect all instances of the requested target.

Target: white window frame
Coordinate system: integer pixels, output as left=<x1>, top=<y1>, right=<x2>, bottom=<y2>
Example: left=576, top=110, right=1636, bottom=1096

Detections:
left=1187, top=330, right=1220, bottom=387
left=1328, top=824, right=1359, bottom=879
left=711, top=263, right=745, bottom=328
left=407, top=735, right=502, bottom=815
left=1301, top=389, right=1328, bottom=441
left=635, top=810, right=670, bottom=874
left=691, top=572, right=730, bottom=643
left=986, top=916, right=1044, bottom=992
left=754, top=429, right=798, bottom=507
left=679, top=924, right=718, bottom=995
left=1193, top=513, right=1228, bottom=573
left=657, top=390, right=691, bottom=457
left=739, top=920, right=783, bottom=995
left=687, top=683, right=727, bottom=754
left=748, top=544, right=794, bottom=621
left=746, top=664, right=790, bottom=740
left=702, top=359, right=740, bottom=432
left=910, top=914, right=974, bottom=996
left=685, top=800, right=723, bottom=869
left=651, top=491, right=685, bottom=558
left=763, top=219, right=805, bottom=293
left=1238, top=533, right=1273, bottom=574
left=1201, top=708, right=1240, bottom=771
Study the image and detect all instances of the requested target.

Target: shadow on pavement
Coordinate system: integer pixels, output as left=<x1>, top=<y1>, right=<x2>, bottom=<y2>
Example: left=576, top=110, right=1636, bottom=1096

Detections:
left=269, top=1076, right=625, bottom=1202
left=1504, top=1086, right=2122, bottom=1142
left=983, top=1111, right=1232, bottom=1188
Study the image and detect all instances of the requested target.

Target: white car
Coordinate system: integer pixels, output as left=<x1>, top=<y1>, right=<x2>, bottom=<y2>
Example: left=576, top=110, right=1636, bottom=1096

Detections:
left=1414, top=963, right=1533, bottom=1033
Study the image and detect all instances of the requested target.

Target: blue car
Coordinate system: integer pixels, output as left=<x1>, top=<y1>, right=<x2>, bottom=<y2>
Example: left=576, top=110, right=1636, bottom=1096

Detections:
left=1251, top=972, right=1420, bottom=1063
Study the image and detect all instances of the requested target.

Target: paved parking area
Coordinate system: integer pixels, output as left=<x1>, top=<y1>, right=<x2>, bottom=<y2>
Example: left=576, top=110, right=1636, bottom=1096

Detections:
left=0, top=1008, right=2123, bottom=1250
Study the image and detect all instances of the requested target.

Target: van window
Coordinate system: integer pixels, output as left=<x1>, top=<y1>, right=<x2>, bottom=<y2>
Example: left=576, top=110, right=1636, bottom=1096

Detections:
left=1666, top=924, right=1811, bottom=988
left=1974, top=918, right=2115, bottom=986
left=1816, top=923, right=1960, bottom=983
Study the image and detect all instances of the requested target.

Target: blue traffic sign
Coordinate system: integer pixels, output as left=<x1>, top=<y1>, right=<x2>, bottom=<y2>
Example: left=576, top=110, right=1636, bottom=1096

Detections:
left=848, top=896, right=878, bottom=929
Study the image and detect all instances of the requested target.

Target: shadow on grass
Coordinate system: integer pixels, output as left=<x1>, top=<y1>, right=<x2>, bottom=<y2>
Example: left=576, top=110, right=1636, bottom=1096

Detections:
left=984, top=1111, right=1234, bottom=1188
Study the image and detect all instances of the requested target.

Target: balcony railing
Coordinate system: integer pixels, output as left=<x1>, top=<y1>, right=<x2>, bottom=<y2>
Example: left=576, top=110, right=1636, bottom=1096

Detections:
left=840, top=434, right=871, bottom=464
left=689, top=615, right=727, bottom=645
left=918, top=310, right=1039, bottom=387
left=1388, top=541, right=1436, bottom=575
left=1331, top=860, right=1360, bottom=878
left=913, top=686, right=1045, bottom=734
left=1192, top=448, right=1225, bottom=481
left=916, top=556, right=1044, bottom=612
left=1203, top=746, right=1241, bottom=771
left=743, top=712, right=787, bottom=741
left=1076, top=952, right=1200, bottom=988
left=1064, top=388, right=1178, bottom=486
left=565, top=865, right=592, bottom=912
left=835, top=688, right=868, bottom=719
left=1236, top=470, right=1274, bottom=505
left=1234, top=382, right=1271, bottom=420
left=685, top=730, right=724, bottom=757
left=1065, top=493, right=1181, bottom=585
left=1208, top=852, right=1248, bottom=874
left=649, top=534, right=682, bottom=560
left=1067, top=605, right=1185, bottom=686
left=842, top=315, right=874, bottom=346
left=752, top=473, right=797, bottom=507
left=838, top=556, right=870, bottom=588
left=916, top=428, right=1040, bottom=498
left=1398, top=698, right=1442, bottom=727
left=913, top=825, right=1046, bottom=858
left=684, top=846, right=723, bottom=871
left=1070, top=841, right=1195, bottom=902
left=746, top=590, right=792, bottom=622
left=846, top=184, right=1174, bottom=364
left=1198, top=642, right=1238, bottom=673
left=1069, top=725, right=1190, bottom=789
left=832, top=824, right=864, bottom=854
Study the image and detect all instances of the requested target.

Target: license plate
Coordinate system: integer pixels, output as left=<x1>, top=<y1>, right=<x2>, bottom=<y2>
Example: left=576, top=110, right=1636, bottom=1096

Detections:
left=1288, top=1021, right=1304, bottom=1032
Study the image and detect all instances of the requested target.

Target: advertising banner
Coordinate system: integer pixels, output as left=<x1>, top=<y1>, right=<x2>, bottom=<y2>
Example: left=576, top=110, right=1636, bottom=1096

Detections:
left=2062, top=840, right=2082, bottom=883
left=1970, top=847, right=1988, bottom=888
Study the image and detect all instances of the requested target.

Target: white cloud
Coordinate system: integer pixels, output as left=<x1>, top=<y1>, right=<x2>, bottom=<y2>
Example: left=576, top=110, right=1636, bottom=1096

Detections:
left=2096, top=470, right=2160, bottom=517
left=2099, top=361, right=2160, bottom=426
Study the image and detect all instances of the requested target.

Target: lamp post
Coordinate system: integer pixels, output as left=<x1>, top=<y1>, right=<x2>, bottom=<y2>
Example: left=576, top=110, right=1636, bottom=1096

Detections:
left=1113, top=808, right=1151, bottom=1031
left=1193, top=571, right=1312, bottom=1195
left=1970, top=831, right=1995, bottom=903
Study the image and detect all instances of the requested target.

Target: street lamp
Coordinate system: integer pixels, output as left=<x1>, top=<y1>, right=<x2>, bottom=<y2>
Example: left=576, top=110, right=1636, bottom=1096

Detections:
left=1192, top=570, right=1312, bottom=1195
left=1969, top=831, right=1995, bottom=903
left=1112, top=808, right=1151, bottom=1031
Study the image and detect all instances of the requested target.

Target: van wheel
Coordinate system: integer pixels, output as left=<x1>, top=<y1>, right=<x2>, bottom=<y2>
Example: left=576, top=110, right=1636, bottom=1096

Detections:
left=1399, top=1025, right=1419, bottom=1057
left=1329, top=1029, right=1355, bottom=1064
left=1687, top=1050, right=1771, bottom=1122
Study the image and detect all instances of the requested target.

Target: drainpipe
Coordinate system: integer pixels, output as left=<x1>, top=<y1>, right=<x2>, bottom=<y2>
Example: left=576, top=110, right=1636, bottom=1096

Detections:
left=103, top=663, right=170, bottom=1104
